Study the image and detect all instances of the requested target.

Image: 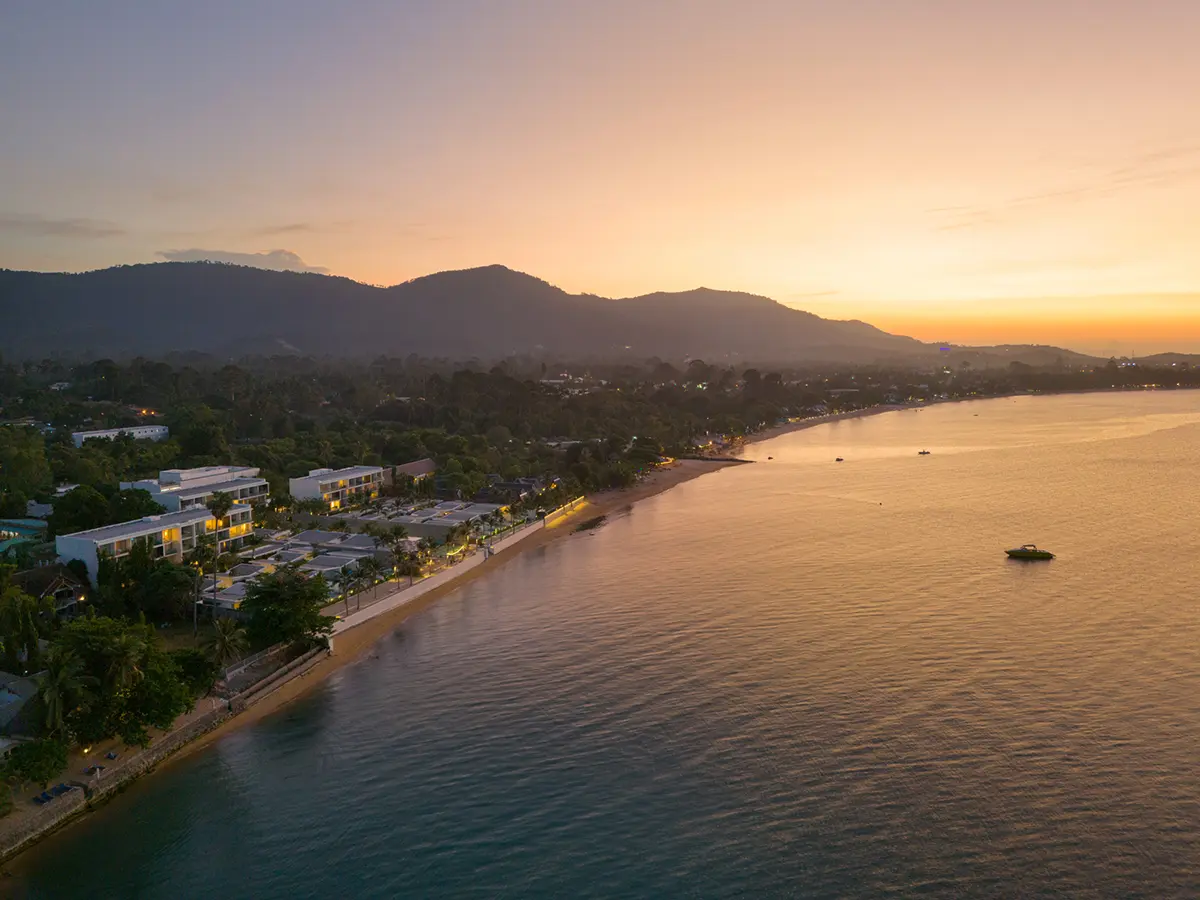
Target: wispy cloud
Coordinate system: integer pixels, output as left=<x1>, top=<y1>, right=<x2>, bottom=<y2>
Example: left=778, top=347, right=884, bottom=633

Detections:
left=249, top=223, right=317, bottom=236
left=0, top=213, right=125, bottom=239
left=157, top=248, right=329, bottom=274
left=932, top=143, right=1200, bottom=231
left=949, top=254, right=1120, bottom=276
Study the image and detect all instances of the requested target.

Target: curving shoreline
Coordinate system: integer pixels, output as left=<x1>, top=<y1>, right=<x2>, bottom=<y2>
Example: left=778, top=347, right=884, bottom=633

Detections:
left=9, top=405, right=937, bottom=862
left=146, top=458, right=751, bottom=763
left=735, top=404, right=917, bottom=445
left=6, top=408, right=931, bottom=865
left=0, top=459, right=751, bottom=866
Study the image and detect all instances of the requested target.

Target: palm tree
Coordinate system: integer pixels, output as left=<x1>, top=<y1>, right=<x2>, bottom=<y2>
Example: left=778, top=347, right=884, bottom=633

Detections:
left=105, top=632, right=146, bottom=692
left=395, top=552, right=420, bottom=586
left=205, top=618, right=248, bottom=667
left=208, top=491, right=235, bottom=531
left=356, top=557, right=385, bottom=607
left=0, top=584, right=52, bottom=674
left=207, top=493, right=237, bottom=618
left=187, top=532, right=217, bottom=639
left=38, top=646, right=95, bottom=736
left=337, top=564, right=356, bottom=616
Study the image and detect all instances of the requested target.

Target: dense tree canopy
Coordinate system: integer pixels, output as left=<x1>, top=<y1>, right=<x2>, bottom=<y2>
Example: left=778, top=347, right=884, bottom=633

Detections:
left=49, top=486, right=163, bottom=538
left=0, top=564, right=53, bottom=674
left=54, top=616, right=196, bottom=747
left=7, top=353, right=1184, bottom=519
left=96, top=540, right=197, bottom=622
left=241, top=566, right=334, bottom=650
left=4, top=738, right=68, bottom=789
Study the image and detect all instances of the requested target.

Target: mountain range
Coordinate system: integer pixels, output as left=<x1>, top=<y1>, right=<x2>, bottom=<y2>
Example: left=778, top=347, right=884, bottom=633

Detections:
left=0, top=261, right=1097, bottom=365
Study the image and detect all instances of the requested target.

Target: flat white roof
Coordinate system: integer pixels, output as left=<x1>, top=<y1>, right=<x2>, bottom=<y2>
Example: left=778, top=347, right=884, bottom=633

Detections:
left=58, top=504, right=250, bottom=541
left=72, top=425, right=168, bottom=437
left=299, top=465, right=383, bottom=481
left=173, top=476, right=268, bottom=500
left=160, top=465, right=258, bottom=482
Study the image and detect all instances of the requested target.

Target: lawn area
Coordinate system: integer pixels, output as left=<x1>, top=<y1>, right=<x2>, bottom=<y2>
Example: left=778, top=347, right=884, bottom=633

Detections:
left=154, top=622, right=212, bottom=651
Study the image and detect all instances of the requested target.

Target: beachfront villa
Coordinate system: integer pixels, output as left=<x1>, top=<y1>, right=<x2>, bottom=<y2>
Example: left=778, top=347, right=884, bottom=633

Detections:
left=382, top=501, right=505, bottom=541
left=289, top=466, right=384, bottom=511
left=121, top=465, right=270, bottom=512
left=55, top=504, right=253, bottom=584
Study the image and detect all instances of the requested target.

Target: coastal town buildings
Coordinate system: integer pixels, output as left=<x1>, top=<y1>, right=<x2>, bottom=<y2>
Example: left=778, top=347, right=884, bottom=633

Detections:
left=55, top=504, right=253, bottom=584
left=121, top=465, right=270, bottom=511
left=71, top=425, right=170, bottom=447
left=289, top=466, right=383, bottom=511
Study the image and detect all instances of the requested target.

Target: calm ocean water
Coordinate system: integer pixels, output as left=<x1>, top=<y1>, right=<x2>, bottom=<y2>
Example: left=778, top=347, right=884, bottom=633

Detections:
left=11, top=392, right=1200, bottom=899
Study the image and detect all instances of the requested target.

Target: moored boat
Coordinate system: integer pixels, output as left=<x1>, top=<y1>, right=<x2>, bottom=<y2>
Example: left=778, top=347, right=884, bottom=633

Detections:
left=1006, top=544, right=1054, bottom=560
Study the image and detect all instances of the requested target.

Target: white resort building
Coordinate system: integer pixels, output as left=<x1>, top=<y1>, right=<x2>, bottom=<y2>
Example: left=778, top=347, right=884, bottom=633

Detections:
left=55, top=504, right=254, bottom=584
left=71, top=425, right=170, bottom=447
left=121, top=465, right=270, bottom=511
left=289, top=466, right=384, bottom=511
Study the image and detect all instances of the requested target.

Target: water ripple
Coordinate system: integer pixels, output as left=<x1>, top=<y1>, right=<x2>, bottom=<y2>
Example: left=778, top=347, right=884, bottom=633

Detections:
left=12, top=392, right=1200, bottom=899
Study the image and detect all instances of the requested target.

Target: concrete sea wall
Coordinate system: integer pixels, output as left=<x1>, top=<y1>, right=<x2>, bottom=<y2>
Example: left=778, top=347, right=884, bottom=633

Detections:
left=331, top=497, right=584, bottom=636
left=0, top=497, right=586, bottom=862
left=0, top=705, right=232, bottom=862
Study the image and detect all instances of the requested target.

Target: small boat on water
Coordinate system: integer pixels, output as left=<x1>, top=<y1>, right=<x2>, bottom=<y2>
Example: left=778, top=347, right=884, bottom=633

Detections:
left=835, top=457, right=844, bottom=462
left=918, top=449, right=931, bottom=455
left=1006, top=544, right=1054, bottom=560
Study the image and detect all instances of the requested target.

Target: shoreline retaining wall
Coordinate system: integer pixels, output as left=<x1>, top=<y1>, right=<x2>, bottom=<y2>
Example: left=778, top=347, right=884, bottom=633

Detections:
left=0, top=497, right=588, bottom=863
left=0, top=644, right=329, bottom=862
left=0, top=705, right=232, bottom=862
left=543, top=496, right=586, bottom=526
left=329, top=505, right=580, bottom=636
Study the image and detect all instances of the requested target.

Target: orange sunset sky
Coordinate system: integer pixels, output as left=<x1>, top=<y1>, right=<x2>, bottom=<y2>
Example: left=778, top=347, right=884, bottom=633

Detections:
left=4, top=1, right=1200, bottom=354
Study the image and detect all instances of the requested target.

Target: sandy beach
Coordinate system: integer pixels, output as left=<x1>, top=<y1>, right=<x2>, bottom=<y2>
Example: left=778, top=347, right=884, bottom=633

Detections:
left=35, top=408, right=909, bottom=782
left=172, top=457, right=747, bottom=761
left=740, top=404, right=916, bottom=446
left=179, top=410, right=914, bottom=757
left=2, top=409, right=894, bottom=857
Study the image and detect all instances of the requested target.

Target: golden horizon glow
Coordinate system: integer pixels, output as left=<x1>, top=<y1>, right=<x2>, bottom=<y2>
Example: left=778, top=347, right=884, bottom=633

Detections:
left=6, top=2, right=1200, bottom=354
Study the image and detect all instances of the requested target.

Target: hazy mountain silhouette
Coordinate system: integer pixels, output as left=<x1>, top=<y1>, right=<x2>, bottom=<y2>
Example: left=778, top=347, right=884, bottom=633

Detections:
left=0, top=261, right=1043, bottom=363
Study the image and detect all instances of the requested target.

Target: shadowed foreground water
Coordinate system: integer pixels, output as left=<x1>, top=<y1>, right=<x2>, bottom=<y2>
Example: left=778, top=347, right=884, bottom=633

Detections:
left=12, top=392, right=1200, bottom=898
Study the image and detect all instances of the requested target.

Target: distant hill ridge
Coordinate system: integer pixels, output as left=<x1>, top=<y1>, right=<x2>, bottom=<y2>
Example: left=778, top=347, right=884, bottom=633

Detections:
left=0, top=261, right=1088, bottom=364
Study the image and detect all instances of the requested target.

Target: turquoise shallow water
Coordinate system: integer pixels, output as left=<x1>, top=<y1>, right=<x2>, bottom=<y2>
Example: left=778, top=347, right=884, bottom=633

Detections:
left=11, top=391, right=1200, bottom=899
